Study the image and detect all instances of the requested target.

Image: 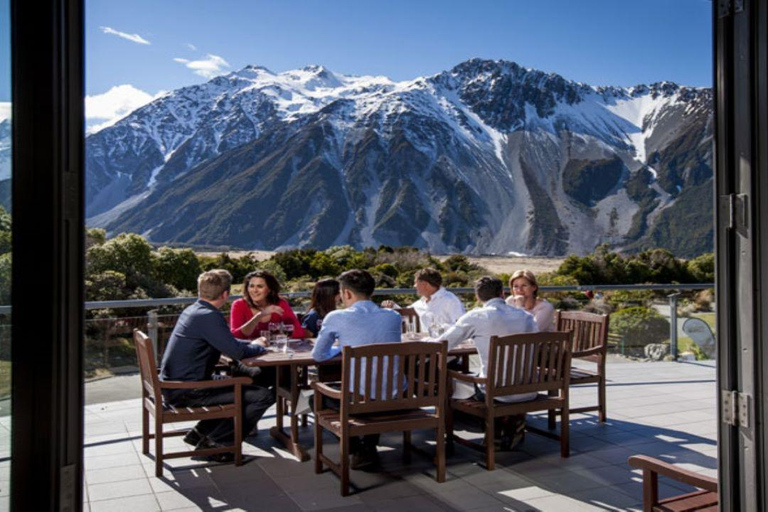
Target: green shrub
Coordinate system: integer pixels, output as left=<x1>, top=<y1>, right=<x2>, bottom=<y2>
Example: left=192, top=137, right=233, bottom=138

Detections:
left=153, top=247, right=201, bottom=293
left=610, top=306, right=670, bottom=347
left=687, top=253, right=714, bottom=282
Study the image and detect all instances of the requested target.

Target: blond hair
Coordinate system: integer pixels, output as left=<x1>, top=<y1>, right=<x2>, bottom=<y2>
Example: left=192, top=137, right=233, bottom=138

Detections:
left=197, top=269, right=232, bottom=300
left=509, top=269, right=539, bottom=297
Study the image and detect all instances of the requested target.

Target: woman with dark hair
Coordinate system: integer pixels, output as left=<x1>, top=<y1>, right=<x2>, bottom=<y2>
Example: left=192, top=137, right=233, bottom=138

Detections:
left=230, top=270, right=306, bottom=339
left=301, top=279, right=340, bottom=337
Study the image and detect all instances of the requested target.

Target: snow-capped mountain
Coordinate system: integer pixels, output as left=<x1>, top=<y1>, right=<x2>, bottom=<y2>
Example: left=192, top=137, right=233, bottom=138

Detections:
left=6, top=59, right=714, bottom=256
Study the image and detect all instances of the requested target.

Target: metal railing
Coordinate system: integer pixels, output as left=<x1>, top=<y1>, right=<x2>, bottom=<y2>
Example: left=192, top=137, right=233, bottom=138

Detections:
left=0, top=282, right=716, bottom=379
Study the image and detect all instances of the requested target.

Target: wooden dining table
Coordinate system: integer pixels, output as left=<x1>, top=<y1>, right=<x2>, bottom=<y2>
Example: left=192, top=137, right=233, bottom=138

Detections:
left=241, top=336, right=478, bottom=461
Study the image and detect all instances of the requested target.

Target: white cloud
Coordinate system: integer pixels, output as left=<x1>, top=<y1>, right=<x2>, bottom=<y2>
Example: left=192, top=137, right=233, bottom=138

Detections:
left=187, top=43, right=197, bottom=51
left=174, top=54, right=230, bottom=79
left=0, top=103, right=10, bottom=122
left=100, top=26, right=151, bottom=45
left=85, top=84, right=155, bottom=134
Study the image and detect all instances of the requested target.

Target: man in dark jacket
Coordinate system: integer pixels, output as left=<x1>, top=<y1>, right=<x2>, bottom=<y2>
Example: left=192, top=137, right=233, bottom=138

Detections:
left=160, top=269, right=274, bottom=461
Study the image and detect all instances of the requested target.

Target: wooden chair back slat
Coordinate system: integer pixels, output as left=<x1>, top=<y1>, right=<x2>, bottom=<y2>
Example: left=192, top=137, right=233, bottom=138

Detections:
left=134, top=330, right=162, bottom=404
left=486, top=332, right=572, bottom=401
left=375, top=355, right=385, bottom=401
left=397, top=308, right=421, bottom=333
left=341, top=342, right=446, bottom=415
left=353, top=356, right=362, bottom=404
left=555, top=311, right=609, bottom=357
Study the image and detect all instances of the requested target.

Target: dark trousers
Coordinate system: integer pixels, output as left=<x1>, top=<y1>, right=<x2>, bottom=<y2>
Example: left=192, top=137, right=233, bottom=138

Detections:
left=172, top=384, right=276, bottom=445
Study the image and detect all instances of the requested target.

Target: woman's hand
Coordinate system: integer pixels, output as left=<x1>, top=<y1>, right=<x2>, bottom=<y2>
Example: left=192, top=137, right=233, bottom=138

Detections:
left=381, top=300, right=396, bottom=309
left=511, top=295, right=526, bottom=309
left=252, top=336, right=269, bottom=348
left=262, top=305, right=284, bottom=317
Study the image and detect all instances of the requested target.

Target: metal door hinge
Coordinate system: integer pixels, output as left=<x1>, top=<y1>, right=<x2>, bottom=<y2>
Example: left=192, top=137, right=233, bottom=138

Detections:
left=719, top=0, right=745, bottom=18
left=722, top=390, right=750, bottom=428
left=718, top=0, right=731, bottom=18
left=719, top=193, right=749, bottom=235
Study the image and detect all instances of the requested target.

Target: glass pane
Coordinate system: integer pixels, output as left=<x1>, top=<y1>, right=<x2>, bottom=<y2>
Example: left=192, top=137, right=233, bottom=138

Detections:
left=0, top=0, right=10, bottom=507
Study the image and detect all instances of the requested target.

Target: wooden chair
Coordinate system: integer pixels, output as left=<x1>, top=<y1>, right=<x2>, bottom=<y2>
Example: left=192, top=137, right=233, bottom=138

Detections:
left=549, top=310, right=609, bottom=427
left=313, top=341, right=447, bottom=496
left=628, top=455, right=718, bottom=512
left=447, top=331, right=572, bottom=470
left=133, top=329, right=251, bottom=477
left=397, top=307, right=421, bottom=334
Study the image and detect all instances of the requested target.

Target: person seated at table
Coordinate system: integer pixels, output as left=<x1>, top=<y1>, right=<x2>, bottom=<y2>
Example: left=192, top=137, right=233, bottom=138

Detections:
left=381, top=267, right=466, bottom=333
left=435, top=276, right=538, bottom=451
left=230, top=269, right=306, bottom=340
left=301, top=278, right=340, bottom=337
left=506, top=269, right=555, bottom=332
left=159, top=269, right=275, bottom=462
left=311, top=269, right=402, bottom=469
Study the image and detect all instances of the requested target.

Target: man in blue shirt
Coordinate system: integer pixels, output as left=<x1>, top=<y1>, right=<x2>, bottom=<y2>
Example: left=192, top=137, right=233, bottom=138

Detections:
left=160, top=269, right=274, bottom=462
left=311, top=269, right=402, bottom=468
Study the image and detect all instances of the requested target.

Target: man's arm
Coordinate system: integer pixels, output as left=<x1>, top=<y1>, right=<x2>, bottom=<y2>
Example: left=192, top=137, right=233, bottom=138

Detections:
left=445, top=293, right=466, bottom=322
left=439, top=312, right=476, bottom=350
left=311, top=313, right=341, bottom=361
left=201, top=311, right=265, bottom=360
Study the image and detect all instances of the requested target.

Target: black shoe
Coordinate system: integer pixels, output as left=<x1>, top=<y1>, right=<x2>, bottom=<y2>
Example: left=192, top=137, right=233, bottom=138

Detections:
left=191, top=437, right=236, bottom=463
left=351, top=446, right=380, bottom=470
left=183, top=428, right=205, bottom=447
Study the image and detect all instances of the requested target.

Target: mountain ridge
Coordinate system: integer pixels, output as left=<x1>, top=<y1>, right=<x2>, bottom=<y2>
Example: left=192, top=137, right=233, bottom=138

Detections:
left=6, top=58, right=715, bottom=257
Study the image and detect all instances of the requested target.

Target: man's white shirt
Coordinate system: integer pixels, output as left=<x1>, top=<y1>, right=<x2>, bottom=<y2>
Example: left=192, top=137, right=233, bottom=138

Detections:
left=408, top=287, right=466, bottom=332
left=440, top=298, right=539, bottom=403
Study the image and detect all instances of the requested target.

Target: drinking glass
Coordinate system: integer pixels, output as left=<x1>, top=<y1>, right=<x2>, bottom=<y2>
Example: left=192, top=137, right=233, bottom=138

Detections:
left=282, top=322, right=295, bottom=338
left=274, top=334, right=289, bottom=354
left=268, top=322, right=280, bottom=337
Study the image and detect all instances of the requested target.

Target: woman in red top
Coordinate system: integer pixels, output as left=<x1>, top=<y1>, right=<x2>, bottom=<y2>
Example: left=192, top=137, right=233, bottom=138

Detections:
left=230, top=270, right=306, bottom=339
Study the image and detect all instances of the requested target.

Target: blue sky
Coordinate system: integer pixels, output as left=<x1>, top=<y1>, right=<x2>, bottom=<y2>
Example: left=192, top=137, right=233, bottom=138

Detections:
left=1, top=0, right=712, bottom=125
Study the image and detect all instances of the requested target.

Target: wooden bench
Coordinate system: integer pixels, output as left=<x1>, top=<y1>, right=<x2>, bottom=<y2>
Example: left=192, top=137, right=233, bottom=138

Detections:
left=628, top=455, right=718, bottom=511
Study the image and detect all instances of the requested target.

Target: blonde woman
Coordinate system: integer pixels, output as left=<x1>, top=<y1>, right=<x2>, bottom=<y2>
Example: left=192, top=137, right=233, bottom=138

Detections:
left=506, top=269, right=555, bottom=332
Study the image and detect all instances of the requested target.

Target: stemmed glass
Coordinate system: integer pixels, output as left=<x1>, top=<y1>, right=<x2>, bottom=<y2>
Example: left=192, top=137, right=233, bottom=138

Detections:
left=282, top=322, right=295, bottom=339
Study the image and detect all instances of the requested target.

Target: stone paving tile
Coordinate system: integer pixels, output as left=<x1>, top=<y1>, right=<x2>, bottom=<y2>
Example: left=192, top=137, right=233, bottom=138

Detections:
left=86, top=464, right=147, bottom=485
left=88, top=478, right=154, bottom=502
left=89, top=494, right=160, bottom=512
left=81, top=360, right=718, bottom=511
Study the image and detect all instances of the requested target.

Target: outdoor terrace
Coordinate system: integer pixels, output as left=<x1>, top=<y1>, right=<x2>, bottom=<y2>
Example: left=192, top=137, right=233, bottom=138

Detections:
left=78, top=358, right=717, bottom=512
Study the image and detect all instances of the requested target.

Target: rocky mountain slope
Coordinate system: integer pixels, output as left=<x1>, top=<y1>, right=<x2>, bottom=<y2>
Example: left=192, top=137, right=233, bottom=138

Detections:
left=9, top=59, right=716, bottom=256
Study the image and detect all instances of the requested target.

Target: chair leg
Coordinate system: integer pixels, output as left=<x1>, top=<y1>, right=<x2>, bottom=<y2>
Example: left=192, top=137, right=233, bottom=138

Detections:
left=560, top=406, right=570, bottom=458
left=598, top=374, right=607, bottom=423
left=340, top=432, right=350, bottom=497
left=403, top=431, right=412, bottom=463
left=445, top=401, right=455, bottom=453
left=547, top=389, right=557, bottom=429
left=141, top=405, right=149, bottom=455
left=485, top=415, right=495, bottom=471
left=234, top=412, right=243, bottom=467
left=154, top=416, right=164, bottom=477
left=314, top=418, right=323, bottom=474
left=435, top=423, right=446, bottom=483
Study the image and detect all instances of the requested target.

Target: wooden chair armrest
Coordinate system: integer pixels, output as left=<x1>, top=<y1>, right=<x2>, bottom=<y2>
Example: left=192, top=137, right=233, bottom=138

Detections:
left=573, top=347, right=604, bottom=358
left=628, top=455, right=718, bottom=492
left=160, top=376, right=252, bottom=390
left=312, top=381, right=342, bottom=399
left=447, top=369, right=486, bottom=384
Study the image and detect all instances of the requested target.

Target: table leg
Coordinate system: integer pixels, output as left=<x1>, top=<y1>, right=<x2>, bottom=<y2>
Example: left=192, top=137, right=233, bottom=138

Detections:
left=269, top=364, right=310, bottom=462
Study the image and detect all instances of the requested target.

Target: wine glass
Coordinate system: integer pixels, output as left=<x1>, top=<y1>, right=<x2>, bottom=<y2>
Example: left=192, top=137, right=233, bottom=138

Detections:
left=268, top=322, right=280, bottom=338
left=282, top=322, right=295, bottom=339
